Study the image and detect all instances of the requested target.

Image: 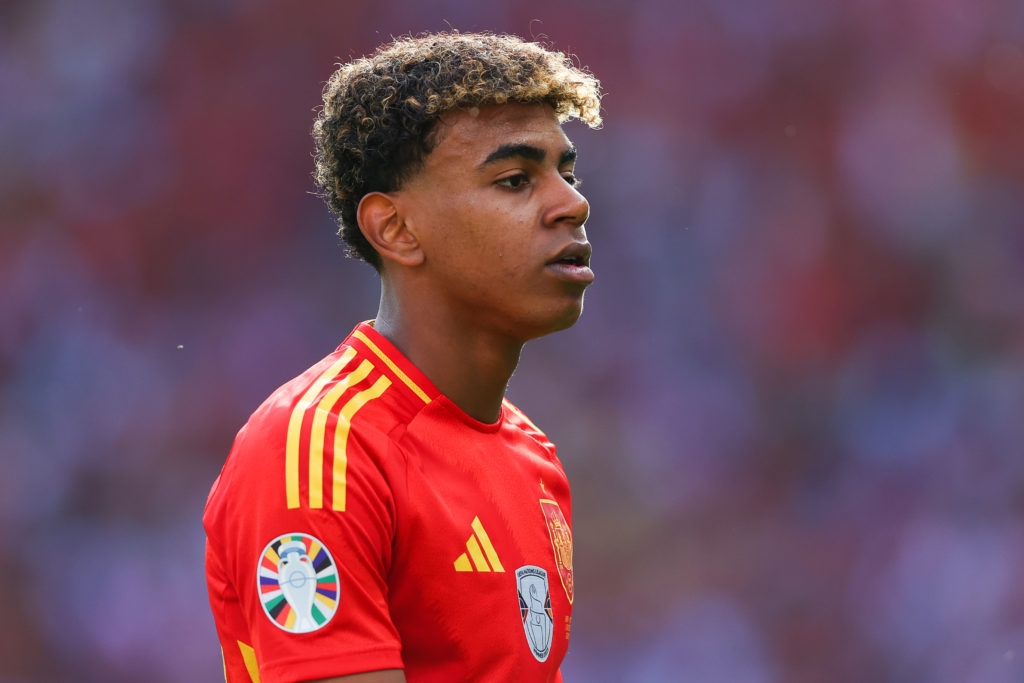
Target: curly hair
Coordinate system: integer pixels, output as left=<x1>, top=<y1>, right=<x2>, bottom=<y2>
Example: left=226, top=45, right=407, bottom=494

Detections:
left=312, top=31, right=603, bottom=269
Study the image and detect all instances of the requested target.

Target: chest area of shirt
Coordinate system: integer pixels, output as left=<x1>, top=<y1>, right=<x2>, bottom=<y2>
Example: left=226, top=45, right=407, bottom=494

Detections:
left=394, top=427, right=571, bottom=577
left=387, top=425, right=575, bottom=659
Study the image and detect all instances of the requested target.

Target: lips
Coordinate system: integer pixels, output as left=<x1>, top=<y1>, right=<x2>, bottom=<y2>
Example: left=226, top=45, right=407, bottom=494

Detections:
left=546, top=241, right=592, bottom=268
left=545, top=241, right=595, bottom=285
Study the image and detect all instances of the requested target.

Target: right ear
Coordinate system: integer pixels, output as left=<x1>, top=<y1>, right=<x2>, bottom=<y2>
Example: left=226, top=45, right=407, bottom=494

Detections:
left=356, top=192, right=424, bottom=267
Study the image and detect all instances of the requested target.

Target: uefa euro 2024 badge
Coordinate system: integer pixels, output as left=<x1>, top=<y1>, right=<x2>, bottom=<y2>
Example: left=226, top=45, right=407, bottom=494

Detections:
left=258, top=533, right=339, bottom=633
left=516, top=565, right=554, bottom=662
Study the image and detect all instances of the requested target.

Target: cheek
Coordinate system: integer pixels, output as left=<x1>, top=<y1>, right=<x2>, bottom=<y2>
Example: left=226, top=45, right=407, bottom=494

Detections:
left=440, top=210, right=529, bottom=262
left=492, top=236, right=535, bottom=276
left=417, top=190, right=539, bottom=278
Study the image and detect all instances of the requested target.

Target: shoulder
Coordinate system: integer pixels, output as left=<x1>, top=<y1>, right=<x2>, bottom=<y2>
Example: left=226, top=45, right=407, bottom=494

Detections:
left=502, top=398, right=558, bottom=459
left=251, top=330, right=432, bottom=453
left=206, top=331, right=431, bottom=520
left=245, top=347, right=406, bottom=459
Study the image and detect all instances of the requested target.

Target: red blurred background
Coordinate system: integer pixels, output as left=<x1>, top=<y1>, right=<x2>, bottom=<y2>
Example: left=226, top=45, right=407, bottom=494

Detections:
left=2, top=1, right=1024, bottom=680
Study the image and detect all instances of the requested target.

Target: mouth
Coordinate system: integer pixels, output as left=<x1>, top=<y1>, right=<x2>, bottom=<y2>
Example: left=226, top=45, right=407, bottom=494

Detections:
left=545, top=242, right=595, bottom=285
left=551, top=255, right=587, bottom=267
left=546, top=242, right=592, bottom=268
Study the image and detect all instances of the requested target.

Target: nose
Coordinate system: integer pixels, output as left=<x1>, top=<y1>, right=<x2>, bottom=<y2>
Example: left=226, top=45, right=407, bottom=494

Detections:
left=543, top=176, right=590, bottom=229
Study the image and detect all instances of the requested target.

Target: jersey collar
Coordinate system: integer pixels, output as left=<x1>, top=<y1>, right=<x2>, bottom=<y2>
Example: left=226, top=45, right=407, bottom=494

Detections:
left=346, top=321, right=440, bottom=406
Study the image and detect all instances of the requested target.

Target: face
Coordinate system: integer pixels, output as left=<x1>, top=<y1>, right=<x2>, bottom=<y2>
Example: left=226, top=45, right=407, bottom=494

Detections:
left=396, top=103, right=593, bottom=342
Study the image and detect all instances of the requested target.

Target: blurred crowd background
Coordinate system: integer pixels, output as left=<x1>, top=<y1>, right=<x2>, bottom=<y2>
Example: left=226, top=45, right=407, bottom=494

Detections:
left=3, top=0, right=1024, bottom=681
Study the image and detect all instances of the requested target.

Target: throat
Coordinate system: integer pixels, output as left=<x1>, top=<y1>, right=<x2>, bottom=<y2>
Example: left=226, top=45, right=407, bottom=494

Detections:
left=373, top=313, right=522, bottom=424
left=433, top=342, right=522, bottom=423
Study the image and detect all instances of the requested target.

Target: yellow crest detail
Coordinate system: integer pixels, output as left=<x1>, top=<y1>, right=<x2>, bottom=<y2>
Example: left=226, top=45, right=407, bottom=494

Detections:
left=539, top=499, right=573, bottom=603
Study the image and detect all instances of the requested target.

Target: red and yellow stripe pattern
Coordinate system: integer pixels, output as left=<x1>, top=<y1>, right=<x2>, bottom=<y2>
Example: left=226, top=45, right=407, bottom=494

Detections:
left=284, top=338, right=430, bottom=511
left=285, top=347, right=390, bottom=510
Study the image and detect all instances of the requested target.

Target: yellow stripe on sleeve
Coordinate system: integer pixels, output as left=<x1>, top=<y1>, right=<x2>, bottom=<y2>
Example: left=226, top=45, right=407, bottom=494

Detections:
left=331, top=374, right=391, bottom=511
left=236, top=640, right=261, bottom=683
left=285, top=347, right=357, bottom=509
left=352, top=330, right=430, bottom=404
left=307, top=360, right=373, bottom=508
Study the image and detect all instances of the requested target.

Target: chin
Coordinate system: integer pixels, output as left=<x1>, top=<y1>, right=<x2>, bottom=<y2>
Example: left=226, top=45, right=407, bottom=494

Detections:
left=519, top=299, right=585, bottom=342
left=551, top=304, right=584, bottom=331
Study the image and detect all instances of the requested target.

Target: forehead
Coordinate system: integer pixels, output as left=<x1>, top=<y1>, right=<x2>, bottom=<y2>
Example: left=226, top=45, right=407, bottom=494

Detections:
left=427, top=103, right=572, bottom=166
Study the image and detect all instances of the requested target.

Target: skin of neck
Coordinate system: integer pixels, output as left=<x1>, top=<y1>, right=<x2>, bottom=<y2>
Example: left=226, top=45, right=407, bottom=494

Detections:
left=372, top=272, right=523, bottom=424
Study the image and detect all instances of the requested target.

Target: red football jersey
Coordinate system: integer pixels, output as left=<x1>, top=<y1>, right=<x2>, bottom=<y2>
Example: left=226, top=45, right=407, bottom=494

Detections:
left=204, top=322, right=575, bottom=683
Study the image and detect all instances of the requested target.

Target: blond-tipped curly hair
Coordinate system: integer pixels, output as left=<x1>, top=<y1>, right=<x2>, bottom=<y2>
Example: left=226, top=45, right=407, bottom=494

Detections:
left=312, top=32, right=603, bottom=269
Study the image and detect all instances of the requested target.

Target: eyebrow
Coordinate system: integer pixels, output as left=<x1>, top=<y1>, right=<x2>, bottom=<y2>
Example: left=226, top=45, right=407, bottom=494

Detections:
left=478, top=144, right=578, bottom=169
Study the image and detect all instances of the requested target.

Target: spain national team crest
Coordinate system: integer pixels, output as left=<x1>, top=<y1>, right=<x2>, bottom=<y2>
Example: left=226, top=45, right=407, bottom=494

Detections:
left=539, top=498, right=574, bottom=603
left=257, top=533, right=339, bottom=633
left=516, top=565, right=554, bottom=662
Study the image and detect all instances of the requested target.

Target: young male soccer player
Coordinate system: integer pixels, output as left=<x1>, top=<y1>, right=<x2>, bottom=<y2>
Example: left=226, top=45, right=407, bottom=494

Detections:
left=203, top=32, right=602, bottom=683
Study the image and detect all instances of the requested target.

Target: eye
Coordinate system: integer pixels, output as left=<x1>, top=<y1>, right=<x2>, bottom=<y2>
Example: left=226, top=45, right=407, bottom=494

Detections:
left=562, top=172, right=582, bottom=188
left=496, top=173, right=529, bottom=189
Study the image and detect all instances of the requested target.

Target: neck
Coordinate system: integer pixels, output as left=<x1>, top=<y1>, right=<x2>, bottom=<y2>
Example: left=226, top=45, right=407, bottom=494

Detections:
left=373, top=283, right=523, bottom=424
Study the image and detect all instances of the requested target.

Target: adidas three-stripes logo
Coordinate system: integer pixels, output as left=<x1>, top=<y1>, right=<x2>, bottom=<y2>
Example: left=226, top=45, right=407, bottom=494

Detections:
left=453, top=517, right=504, bottom=572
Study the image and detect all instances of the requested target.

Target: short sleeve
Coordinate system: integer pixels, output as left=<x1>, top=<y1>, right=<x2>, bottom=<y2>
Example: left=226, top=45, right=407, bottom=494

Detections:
left=204, top=410, right=405, bottom=683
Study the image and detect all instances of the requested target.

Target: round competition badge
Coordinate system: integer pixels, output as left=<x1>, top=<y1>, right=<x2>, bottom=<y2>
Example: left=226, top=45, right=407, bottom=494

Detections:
left=257, top=533, right=339, bottom=633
